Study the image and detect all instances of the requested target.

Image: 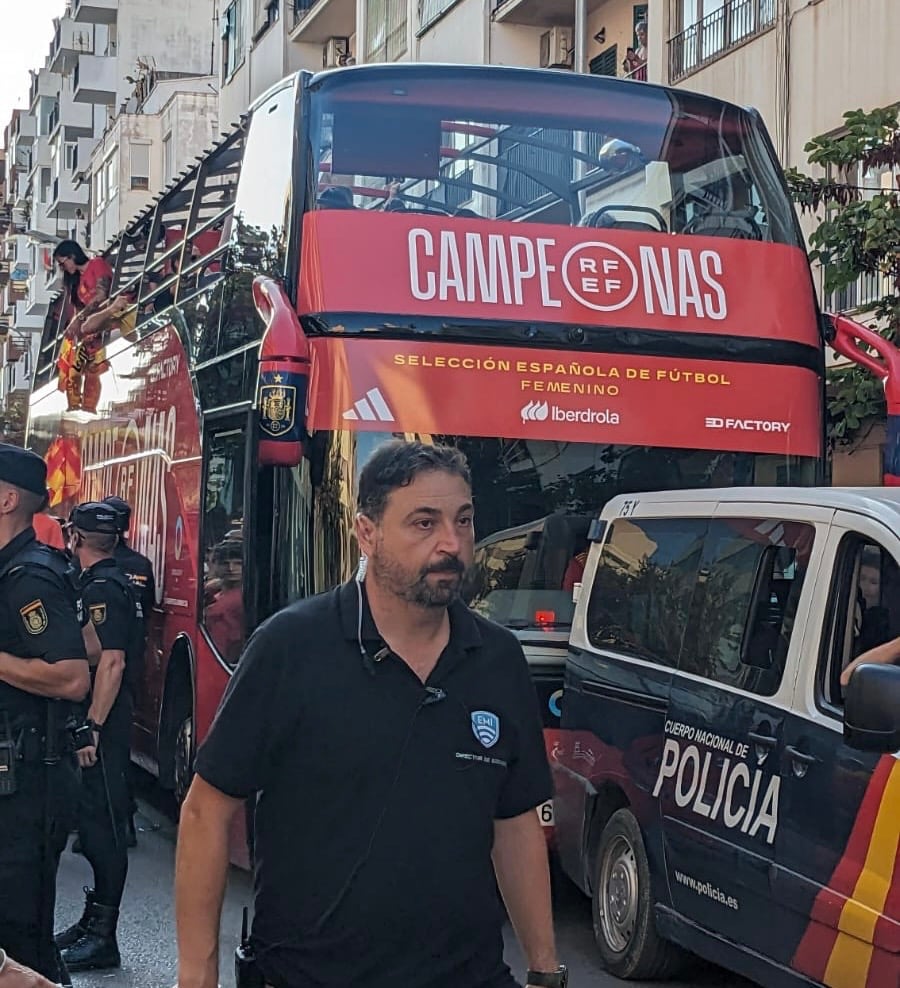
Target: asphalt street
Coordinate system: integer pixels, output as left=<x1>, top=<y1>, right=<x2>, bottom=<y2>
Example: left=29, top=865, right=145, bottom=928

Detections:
left=55, top=787, right=756, bottom=988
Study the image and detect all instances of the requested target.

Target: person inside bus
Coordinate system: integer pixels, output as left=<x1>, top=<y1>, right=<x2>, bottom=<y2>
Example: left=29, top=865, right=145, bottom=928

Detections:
left=53, top=240, right=114, bottom=413
left=316, top=185, right=355, bottom=210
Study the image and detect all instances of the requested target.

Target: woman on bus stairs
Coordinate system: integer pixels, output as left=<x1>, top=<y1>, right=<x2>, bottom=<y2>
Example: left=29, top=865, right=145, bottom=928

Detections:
left=53, top=241, right=114, bottom=414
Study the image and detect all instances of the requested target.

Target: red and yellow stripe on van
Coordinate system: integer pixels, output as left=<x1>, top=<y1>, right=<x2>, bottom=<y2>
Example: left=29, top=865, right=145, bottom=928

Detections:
left=792, top=756, right=900, bottom=988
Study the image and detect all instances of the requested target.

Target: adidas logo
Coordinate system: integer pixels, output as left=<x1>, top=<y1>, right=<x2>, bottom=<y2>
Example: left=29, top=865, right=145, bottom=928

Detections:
left=342, top=387, right=395, bottom=423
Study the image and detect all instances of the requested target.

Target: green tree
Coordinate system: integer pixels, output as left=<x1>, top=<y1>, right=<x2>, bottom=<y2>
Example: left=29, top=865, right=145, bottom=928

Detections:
left=786, top=106, right=900, bottom=446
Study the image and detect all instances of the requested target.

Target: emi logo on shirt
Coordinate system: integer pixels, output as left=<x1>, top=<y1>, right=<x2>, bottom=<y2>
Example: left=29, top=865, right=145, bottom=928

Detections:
left=472, top=710, right=500, bottom=749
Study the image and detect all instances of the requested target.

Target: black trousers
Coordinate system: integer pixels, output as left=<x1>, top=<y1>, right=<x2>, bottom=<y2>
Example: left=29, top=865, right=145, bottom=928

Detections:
left=77, top=720, right=130, bottom=909
left=0, top=761, right=75, bottom=979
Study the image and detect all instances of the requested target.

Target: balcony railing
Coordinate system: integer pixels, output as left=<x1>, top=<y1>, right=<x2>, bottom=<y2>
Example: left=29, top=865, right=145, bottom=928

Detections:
left=292, top=0, right=318, bottom=25
left=829, top=271, right=886, bottom=315
left=669, top=0, right=775, bottom=82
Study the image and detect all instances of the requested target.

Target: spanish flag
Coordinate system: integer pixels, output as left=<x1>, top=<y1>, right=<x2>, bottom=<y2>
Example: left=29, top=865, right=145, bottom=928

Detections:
left=45, top=436, right=81, bottom=507
left=792, top=756, right=900, bottom=987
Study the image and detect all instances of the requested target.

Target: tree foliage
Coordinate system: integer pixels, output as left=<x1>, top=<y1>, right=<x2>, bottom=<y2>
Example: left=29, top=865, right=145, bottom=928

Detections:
left=785, top=106, right=900, bottom=446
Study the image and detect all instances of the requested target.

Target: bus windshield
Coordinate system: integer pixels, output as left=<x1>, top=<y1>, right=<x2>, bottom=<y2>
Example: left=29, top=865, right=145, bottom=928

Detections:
left=348, top=432, right=817, bottom=634
left=308, top=65, right=800, bottom=245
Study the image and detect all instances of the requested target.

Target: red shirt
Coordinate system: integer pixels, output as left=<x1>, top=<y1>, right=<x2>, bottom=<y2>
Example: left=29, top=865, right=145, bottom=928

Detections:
left=77, top=256, right=114, bottom=309
left=33, top=513, right=66, bottom=549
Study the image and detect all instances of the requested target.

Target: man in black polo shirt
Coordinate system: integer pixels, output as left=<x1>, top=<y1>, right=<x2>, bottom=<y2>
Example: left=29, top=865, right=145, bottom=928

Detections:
left=176, top=440, right=565, bottom=988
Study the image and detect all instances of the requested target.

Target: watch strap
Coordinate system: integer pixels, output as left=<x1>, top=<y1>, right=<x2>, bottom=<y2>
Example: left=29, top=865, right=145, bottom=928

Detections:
left=526, top=966, right=567, bottom=988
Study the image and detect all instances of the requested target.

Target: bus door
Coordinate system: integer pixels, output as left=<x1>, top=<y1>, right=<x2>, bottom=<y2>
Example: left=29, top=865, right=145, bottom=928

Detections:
left=199, top=411, right=257, bottom=670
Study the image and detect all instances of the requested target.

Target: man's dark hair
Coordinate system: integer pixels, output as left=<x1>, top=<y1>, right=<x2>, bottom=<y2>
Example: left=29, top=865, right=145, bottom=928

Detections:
left=357, top=440, right=471, bottom=522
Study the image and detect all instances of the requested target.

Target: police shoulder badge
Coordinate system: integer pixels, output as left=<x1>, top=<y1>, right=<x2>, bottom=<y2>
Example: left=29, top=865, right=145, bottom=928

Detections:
left=20, top=599, right=49, bottom=635
left=89, top=602, right=107, bottom=626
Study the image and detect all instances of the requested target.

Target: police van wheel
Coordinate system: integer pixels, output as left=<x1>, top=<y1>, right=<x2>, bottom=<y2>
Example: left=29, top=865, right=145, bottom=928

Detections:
left=173, top=715, right=194, bottom=807
left=592, top=809, right=683, bottom=980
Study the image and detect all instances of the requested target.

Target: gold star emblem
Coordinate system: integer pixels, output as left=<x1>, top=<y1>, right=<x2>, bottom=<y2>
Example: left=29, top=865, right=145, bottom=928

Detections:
left=273, top=373, right=283, bottom=383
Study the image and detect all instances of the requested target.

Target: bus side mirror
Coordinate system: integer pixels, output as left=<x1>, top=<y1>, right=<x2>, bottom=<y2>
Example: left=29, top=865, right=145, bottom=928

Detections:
left=844, top=663, right=900, bottom=753
left=253, top=276, right=310, bottom=468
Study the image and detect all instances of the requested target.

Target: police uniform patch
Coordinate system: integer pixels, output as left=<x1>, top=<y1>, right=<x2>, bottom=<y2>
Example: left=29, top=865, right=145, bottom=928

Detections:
left=89, top=602, right=107, bottom=626
left=20, top=599, right=48, bottom=635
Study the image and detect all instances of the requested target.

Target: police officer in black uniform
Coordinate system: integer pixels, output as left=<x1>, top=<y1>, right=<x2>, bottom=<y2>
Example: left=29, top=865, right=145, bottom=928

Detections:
left=101, top=494, right=153, bottom=846
left=0, top=444, right=89, bottom=981
left=101, top=495, right=155, bottom=616
left=55, top=503, right=142, bottom=973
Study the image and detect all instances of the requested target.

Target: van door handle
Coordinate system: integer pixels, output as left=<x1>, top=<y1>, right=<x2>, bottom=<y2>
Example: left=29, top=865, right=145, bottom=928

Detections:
left=785, top=745, right=818, bottom=765
left=747, top=730, right=777, bottom=748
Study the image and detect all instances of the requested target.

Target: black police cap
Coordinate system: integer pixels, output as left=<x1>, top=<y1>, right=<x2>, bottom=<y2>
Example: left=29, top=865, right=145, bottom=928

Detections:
left=71, top=501, right=121, bottom=534
left=0, top=443, right=48, bottom=498
left=101, top=495, right=131, bottom=531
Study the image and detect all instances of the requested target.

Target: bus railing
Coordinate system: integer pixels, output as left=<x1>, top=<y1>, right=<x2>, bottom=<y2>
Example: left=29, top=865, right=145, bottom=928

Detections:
left=826, top=312, right=900, bottom=486
left=34, top=125, right=245, bottom=388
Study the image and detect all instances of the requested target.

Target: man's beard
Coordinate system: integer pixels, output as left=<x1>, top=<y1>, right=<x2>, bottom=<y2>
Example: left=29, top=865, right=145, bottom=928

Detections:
left=370, top=551, right=466, bottom=608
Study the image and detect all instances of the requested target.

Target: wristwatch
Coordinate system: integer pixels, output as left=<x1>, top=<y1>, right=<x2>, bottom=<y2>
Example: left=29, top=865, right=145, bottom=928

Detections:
left=526, top=965, right=568, bottom=988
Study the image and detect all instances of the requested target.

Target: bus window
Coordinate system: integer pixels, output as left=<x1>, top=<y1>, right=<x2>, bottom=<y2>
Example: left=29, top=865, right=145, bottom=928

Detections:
left=201, top=424, right=247, bottom=666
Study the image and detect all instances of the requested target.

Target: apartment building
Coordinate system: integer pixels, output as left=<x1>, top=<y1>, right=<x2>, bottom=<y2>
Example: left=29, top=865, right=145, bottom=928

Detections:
left=87, top=72, right=219, bottom=248
left=649, top=0, right=900, bottom=483
left=0, top=0, right=220, bottom=404
left=217, top=0, right=653, bottom=135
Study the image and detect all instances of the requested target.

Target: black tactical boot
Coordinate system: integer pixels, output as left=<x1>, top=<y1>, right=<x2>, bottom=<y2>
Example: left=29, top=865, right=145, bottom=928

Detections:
left=60, top=901, right=121, bottom=972
left=55, top=887, right=96, bottom=949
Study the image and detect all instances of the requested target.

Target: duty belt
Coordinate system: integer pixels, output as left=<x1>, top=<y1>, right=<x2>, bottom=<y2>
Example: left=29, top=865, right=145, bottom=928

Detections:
left=0, top=715, right=69, bottom=765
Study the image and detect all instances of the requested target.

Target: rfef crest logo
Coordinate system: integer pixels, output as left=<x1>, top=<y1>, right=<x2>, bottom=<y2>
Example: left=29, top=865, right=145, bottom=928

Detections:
left=471, top=710, right=500, bottom=749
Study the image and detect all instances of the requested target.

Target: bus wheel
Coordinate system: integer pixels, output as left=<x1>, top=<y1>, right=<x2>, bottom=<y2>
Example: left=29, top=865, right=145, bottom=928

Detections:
left=173, top=714, right=194, bottom=807
left=592, top=809, right=683, bottom=980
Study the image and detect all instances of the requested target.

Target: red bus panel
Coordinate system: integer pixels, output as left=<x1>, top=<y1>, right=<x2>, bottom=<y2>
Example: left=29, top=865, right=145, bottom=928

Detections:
left=299, top=212, right=820, bottom=347
left=307, top=338, right=822, bottom=459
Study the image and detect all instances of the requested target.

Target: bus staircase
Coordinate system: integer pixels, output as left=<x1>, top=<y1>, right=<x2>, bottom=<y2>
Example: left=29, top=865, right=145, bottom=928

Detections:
left=34, top=124, right=247, bottom=391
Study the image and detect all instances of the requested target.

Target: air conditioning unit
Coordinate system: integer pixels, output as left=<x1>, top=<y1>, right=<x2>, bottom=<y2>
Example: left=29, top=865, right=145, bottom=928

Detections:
left=540, top=26, right=572, bottom=69
left=323, top=36, right=351, bottom=69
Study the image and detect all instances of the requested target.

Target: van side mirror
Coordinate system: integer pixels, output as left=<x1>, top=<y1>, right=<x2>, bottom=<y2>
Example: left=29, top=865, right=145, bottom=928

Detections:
left=843, top=663, right=900, bottom=753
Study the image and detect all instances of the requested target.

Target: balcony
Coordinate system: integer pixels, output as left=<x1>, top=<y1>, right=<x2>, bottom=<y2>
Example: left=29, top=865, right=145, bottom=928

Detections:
left=669, top=0, right=776, bottom=82
left=290, top=0, right=355, bottom=44
left=12, top=113, right=37, bottom=146
left=14, top=174, right=30, bottom=209
left=72, top=0, right=117, bottom=24
left=27, top=137, right=52, bottom=179
left=49, top=16, right=94, bottom=73
left=52, top=89, right=95, bottom=141
left=13, top=301, right=44, bottom=334
left=71, top=137, right=99, bottom=177
left=48, top=168, right=90, bottom=215
left=73, top=54, right=118, bottom=104
left=492, top=0, right=603, bottom=27
left=29, top=69, right=61, bottom=111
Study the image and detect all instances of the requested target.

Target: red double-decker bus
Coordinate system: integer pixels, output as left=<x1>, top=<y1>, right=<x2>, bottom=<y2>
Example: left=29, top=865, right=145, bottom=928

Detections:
left=26, top=64, right=824, bottom=849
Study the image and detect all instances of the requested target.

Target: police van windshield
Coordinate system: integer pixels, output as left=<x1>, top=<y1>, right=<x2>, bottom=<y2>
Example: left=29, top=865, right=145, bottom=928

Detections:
left=307, top=66, right=800, bottom=245
left=348, top=433, right=817, bottom=634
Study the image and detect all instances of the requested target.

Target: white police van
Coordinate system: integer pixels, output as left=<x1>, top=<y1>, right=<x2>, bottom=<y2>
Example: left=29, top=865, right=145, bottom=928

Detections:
left=553, top=488, right=900, bottom=988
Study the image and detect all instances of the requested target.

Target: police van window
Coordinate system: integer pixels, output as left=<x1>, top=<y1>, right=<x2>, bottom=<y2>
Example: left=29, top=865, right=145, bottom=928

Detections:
left=586, top=517, right=708, bottom=666
left=821, top=538, right=900, bottom=708
left=681, top=519, right=814, bottom=696
left=201, top=426, right=247, bottom=667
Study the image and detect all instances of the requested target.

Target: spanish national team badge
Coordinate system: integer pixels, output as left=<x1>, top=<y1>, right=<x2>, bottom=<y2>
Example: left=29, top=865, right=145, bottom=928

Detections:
left=90, top=602, right=107, bottom=626
left=471, top=710, right=500, bottom=749
left=20, top=599, right=48, bottom=635
left=259, top=378, right=296, bottom=437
